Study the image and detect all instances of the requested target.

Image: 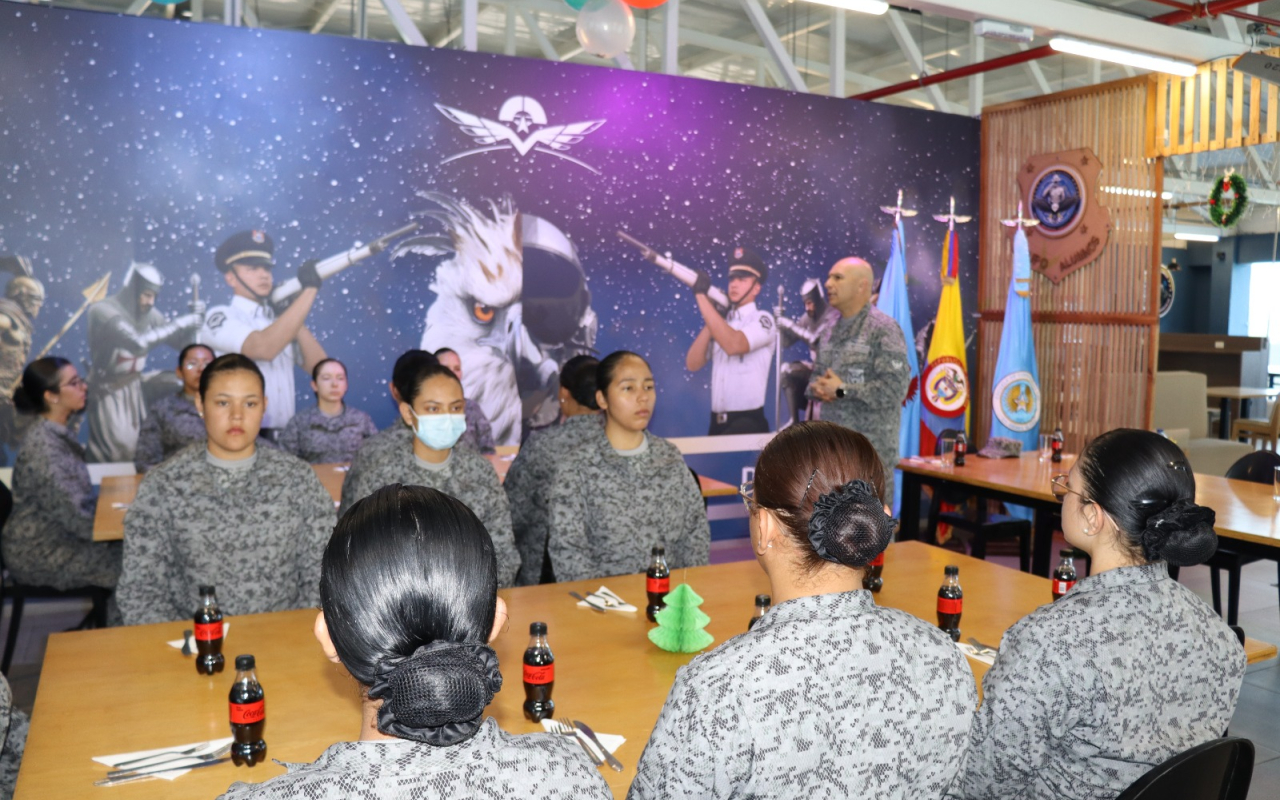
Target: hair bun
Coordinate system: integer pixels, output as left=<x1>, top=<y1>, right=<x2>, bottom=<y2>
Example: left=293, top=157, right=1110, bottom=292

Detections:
left=1140, top=499, right=1217, bottom=567
left=807, top=479, right=895, bottom=568
left=369, top=641, right=503, bottom=746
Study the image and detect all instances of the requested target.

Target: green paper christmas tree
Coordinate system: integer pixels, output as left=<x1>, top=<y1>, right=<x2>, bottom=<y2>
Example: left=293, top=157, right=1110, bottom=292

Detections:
left=647, top=583, right=715, bottom=653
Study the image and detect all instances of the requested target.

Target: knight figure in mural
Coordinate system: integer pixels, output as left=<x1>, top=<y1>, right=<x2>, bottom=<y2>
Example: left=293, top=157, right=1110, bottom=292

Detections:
left=0, top=255, right=44, bottom=450
left=775, top=277, right=840, bottom=427
left=86, top=263, right=205, bottom=463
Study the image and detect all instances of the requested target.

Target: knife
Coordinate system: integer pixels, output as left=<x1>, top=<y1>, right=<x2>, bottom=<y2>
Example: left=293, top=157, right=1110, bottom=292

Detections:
left=568, top=591, right=607, bottom=613
left=573, top=720, right=623, bottom=772
left=93, top=757, right=231, bottom=786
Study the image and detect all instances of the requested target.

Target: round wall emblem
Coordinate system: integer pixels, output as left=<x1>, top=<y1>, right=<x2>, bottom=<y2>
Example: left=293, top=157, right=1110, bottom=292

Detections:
left=993, top=371, right=1041, bottom=433
left=922, top=356, right=968, bottom=417
left=1029, top=166, right=1085, bottom=238
left=1159, top=264, right=1176, bottom=318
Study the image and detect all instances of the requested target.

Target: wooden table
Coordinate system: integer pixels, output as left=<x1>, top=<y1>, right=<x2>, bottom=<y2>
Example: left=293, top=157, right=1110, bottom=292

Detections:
left=1206, top=386, right=1280, bottom=440
left=32, top=541, right=1271, bottom=799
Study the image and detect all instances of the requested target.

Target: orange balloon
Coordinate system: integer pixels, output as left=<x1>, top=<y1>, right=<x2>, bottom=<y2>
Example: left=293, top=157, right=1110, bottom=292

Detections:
left=623, top=0, right=667, bottom=8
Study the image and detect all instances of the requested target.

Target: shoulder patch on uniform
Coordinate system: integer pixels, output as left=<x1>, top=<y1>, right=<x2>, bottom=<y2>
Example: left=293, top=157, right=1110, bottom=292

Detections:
left=759, top=315, right=773, bottom=330
left=206, top=311, right=226, bottom=331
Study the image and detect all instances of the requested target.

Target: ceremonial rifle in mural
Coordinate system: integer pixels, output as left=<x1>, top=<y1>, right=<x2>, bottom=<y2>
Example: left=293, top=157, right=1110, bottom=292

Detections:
left=269, top=222, right=419, bottom=306
left=617, top=231, right=731, bottom=313
left=1018, top=148, right=1110, bottom=284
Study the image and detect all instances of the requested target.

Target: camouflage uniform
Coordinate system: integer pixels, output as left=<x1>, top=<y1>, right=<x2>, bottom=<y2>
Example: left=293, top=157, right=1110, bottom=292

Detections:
left=134, top=392, right=205, bottom=472
left=277, top=404, right=378, bottom=464
left=117, top=445, right=336, bottom=625
left=545, top=425, right=708, bottom=583
left=461, top=398, right=496, bottom=455
left=811, top=304, right=910, bottom=500
left=504, top=413, right=603, bottom=585
left=3, top=418, right=122, bottom=590
left=0, top=673, right=28, bottom=800
left=340, top=443, right=520, bottom=587
left=218, top=718, right=611, bottom=800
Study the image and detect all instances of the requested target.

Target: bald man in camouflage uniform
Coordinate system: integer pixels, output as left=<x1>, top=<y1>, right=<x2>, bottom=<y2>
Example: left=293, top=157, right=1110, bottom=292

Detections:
left=810, top=258, right=910, bottom=501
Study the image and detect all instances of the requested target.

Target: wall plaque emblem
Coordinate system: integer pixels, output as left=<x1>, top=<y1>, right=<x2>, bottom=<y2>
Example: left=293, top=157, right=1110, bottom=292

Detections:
left=1018, top=147, right=1111, bottom=284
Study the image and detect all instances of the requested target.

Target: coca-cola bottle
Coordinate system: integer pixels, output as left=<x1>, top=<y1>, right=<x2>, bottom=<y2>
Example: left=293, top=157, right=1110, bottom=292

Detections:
left=954, top=433, right=967, bottom=467
left=937, top=565, right=963, bottom=642
left=229, top=655, right=266, bottom=766
left=645, top=546, right=670, bottom=623
left=1053, top=549, right=1079, bottom=601
left=522, top=622, right=555, bottom=722
left=748, top=594, right=770, bottom=630
left=863, top=551, right=885, bottom=593
left=194, top=585, right=224, bottom=676
left=1051, top=426, right=1065, bottom=463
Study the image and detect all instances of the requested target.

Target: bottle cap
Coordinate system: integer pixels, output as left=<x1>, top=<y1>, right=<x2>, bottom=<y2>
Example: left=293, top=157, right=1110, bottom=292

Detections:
left=944, top=565, right=959, bottom=576
left=652, top=545, right=665, bottom=555
left=754, top=594, right=771, bottom=606
left=199, top=584, right=216, bottom=595
left=1060, top=549, right=1075, bottom=557
left=530, top=622, right=547, bottom=635
left=235, top=654, right=255, bottom=670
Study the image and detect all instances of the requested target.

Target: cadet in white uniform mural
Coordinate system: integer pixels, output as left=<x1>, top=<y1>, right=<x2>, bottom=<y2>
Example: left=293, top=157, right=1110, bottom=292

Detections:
left=201, top=230, right=328, bottom=438
left=684, top=247, right=775, bottom=435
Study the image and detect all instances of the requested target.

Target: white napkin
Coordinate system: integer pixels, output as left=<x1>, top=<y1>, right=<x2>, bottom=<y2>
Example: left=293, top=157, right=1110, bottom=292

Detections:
left=93, top=737, right=234, bottom=781
left=539, top=720, right=625, bottom=761
left=576, top=586, right=636, bottom=613
left=166, top=623, right=230, bottom=650
left=956, top=641, right=997, bottom=666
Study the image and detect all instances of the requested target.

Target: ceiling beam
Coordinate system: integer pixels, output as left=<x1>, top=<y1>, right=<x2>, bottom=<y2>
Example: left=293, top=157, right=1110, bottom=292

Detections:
left=739, top=0, right=807, bottom=92
left=886, top=10, right=951, bottom=113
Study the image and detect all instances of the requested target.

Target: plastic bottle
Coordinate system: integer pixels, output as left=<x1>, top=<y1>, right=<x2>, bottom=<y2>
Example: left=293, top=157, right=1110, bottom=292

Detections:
left=229, top=655, right=266, bottom=766
left=748, top=594, right=771, bottom=630
left=863, top=551, right=885, bottom=593
left=645, top=546, right=670, bottom=623
left=937, top=565, right=963, bottom=642
left=1051, top=426, right=1065, bottom=463
left=954, top=433, right=967, bottom=467
left=194, top=584, right=224, bottom=676
left=522, top=622, right=555, bottom=722
left=1053, top=549, right=1079, bottom=601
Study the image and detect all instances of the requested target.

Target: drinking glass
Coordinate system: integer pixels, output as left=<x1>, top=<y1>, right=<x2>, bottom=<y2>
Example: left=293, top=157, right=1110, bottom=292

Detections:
left=940, top=436, right=956, bottom=468
left=1039, top=434, right=1051, bottom=461
left=1274, top=466, right=1280, bottom=501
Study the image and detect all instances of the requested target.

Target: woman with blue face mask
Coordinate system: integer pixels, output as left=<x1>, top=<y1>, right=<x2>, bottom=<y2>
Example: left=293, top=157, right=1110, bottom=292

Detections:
left=339, top=362, right=521, bottom=586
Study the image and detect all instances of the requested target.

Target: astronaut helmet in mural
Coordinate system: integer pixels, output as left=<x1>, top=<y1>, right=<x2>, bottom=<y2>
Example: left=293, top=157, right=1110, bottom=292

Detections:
left=800, top=276, right=826, bottom=320
left=0, top=256, right=42, bottom=320
left=726, top=247, right=768, bottom=308
left=215, top=229, right=276, bottom=301
left=118, top=262, right=164, bottom=322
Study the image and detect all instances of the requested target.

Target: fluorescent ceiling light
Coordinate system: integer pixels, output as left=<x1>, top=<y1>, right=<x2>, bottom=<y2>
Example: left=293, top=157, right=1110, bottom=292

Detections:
left=1049, top=37, right=1197, bottom=77
left=800, top=0, right=888, bottom=15
left=1173, top=232, right=1220, bottom=242
left=1168, top=222, right=1221, bottom=242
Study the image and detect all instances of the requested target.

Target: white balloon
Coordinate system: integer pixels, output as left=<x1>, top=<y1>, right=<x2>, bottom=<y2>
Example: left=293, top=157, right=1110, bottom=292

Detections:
left=576, top=0, right=635, bottom=59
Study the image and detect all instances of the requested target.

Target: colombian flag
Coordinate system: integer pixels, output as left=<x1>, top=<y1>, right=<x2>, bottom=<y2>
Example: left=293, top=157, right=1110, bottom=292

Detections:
left=920, top=228, right=970, bottom=458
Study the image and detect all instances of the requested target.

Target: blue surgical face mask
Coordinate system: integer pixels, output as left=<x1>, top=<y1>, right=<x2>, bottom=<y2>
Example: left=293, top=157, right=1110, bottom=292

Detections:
left=412, top=411, right=467, bottom=451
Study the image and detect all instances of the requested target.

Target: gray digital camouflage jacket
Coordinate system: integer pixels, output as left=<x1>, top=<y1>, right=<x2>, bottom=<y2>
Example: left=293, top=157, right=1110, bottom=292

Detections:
left=278, top=404, right=378, bottom=465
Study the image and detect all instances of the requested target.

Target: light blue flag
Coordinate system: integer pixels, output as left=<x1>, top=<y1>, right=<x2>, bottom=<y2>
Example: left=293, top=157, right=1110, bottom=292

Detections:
left=875, top=219, right=920, bottom=515
left=989, top=226, right=1042, bottom=451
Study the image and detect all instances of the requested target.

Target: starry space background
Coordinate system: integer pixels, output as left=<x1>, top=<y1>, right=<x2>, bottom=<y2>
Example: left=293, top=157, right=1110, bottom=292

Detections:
left=0, top=5, right=979, bottom=473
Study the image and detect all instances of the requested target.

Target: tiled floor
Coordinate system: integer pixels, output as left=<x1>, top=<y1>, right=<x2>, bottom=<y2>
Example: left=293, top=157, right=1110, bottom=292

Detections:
left=4, top=545, right=1279, bottom=795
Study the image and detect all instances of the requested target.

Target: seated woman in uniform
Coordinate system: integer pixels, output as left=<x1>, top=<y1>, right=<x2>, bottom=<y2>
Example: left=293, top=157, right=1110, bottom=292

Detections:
left=4, top=357, right=121, bottom=592
left=218, top=484, right=611, bottom=800
left=630, top=421, right=975, bottom=799
left=951, top=428, right=1245, bottom=800
left=544, top=351, right=708, bottom=583
left=117, top=353, right=335, bottom=625
left=339, top=360, right=520, bottom=586
left=278, top=358, right=377, bottom=464
left=134, top=343, right=214, bottom=472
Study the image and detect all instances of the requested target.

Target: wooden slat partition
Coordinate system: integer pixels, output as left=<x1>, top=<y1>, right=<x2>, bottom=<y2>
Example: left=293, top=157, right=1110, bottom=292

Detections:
left=1148, top=50, right=1280, bottom=157
left=979, top=78, right=1159, bottom=454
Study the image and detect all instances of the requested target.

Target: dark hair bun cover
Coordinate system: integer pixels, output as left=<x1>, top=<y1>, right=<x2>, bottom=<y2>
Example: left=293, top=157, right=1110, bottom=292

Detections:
left=1141, top=499, right=1217, bottom=567
left=369, top=641, right=503, bottom=746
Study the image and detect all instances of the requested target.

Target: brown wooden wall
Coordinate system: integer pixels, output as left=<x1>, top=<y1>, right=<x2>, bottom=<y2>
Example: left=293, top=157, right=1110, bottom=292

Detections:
left=978, top=78, right=1161, bottom=453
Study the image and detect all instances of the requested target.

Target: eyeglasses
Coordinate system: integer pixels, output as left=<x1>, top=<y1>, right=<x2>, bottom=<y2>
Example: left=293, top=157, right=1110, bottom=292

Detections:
left=1050, top=474, right=1090, bottom=504
left=738, top=481, right=794, bottom=517
left=59, top=376, right=87, bottom=390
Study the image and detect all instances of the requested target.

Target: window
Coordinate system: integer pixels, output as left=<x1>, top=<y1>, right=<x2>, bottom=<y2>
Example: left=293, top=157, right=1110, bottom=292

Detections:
left=1247, top=262, right=1280, bottom=371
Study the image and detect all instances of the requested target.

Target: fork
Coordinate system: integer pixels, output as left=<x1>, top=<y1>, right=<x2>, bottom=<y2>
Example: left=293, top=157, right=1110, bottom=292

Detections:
left=106, top=744, right=233, bottom=778
left=549, top=720, right=602, bottom=766
left=110, top=743, right=206, bottom=771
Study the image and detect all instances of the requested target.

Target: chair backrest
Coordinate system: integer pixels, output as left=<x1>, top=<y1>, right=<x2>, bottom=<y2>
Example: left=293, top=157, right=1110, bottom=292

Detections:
left=1224, top=449, right=1280, bottom=482
left=1154, top=371, right=1210, bottom=440
left=1116, top=737, right=1254, bottom=800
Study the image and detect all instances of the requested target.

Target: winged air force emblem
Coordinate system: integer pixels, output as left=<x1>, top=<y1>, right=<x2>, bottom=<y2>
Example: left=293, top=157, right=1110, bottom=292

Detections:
left=435, top=96, right=606, bottom=175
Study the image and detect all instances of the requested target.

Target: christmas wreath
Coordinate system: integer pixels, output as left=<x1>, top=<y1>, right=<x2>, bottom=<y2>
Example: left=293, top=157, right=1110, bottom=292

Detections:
left=1208, top=173, right=1248, bottom=228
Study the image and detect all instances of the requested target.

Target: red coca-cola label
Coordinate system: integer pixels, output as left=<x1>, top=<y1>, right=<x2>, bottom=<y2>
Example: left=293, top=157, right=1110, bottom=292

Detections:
left=230, top=700, right=265, bottom=725
left=869, top=552, right=885, bottom=567
left=937, top=597, right=962, bottom=615
left=194, top=622, right=222, bottom=641
left=1053, top=580, right=1076, bottom=596
left=523, top=664, right=555, bottom=685
left=646, top=576, right=670, bottom=595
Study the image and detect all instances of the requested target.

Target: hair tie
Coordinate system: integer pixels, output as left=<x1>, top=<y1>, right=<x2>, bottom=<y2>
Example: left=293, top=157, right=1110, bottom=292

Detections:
left=368, top=641, right=503, bottom=747
left=807, top=479, right=895, bottom=567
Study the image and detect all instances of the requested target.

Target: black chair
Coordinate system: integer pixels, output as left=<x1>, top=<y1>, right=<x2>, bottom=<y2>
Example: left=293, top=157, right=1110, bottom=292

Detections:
left=0, top=482, right=111, bottom=675
left=1115, top=736, right=1254, bottom=800
left=924, top=429, right=1032, bottom=572
left=1204, top=451, right=1280, bottom=626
